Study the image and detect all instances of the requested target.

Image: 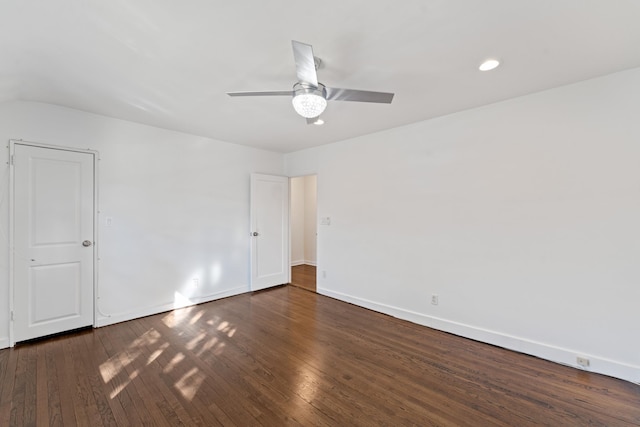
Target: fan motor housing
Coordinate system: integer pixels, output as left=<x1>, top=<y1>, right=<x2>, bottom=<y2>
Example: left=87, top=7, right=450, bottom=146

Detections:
left=293, top=82, right=327, bottom=99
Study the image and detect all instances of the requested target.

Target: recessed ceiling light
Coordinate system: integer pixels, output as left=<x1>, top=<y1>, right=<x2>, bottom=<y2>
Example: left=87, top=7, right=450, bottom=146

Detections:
left=479, top=59, right=500, bottom=71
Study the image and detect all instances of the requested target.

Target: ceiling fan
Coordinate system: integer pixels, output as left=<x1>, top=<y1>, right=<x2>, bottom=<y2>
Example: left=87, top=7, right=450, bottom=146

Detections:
left=227, top=40, right=394, bottom=124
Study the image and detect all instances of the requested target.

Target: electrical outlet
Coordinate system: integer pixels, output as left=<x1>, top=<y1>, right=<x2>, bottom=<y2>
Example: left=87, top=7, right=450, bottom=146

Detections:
left=193, top=278, right=199, bottom=287
left=431, top=294, right=439, bottom=305
left=322, top=270, right=327, bottom=279
left=576, top=356, right=590, bottom=368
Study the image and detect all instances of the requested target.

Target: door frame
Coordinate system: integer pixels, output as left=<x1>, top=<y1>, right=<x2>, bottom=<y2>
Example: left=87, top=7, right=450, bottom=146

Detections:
left=8, top=139, right=99, bottom=346
left=288, top=174, right=319, bottom=290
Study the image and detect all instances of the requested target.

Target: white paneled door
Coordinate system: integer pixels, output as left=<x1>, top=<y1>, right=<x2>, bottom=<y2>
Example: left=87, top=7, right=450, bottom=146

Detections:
left=12, top=143, right=95, bottom=343
left=250, top=174, right=289, bottom=291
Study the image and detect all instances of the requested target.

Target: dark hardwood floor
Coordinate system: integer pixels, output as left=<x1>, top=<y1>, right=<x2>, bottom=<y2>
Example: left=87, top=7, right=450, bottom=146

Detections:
left=291, top=264, right=316, bottom=292
left=1, top=286, right=638, bottom=426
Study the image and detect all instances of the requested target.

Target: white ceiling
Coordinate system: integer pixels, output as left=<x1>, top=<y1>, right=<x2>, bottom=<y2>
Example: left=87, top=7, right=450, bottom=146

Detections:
left=2, top=1, right=640, bottom=153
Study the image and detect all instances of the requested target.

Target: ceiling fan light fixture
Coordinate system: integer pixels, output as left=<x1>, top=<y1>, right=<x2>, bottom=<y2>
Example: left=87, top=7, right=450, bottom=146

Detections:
left=227, top=41, right=394, bottom=125
left=292, top=83, right=327, bottom=118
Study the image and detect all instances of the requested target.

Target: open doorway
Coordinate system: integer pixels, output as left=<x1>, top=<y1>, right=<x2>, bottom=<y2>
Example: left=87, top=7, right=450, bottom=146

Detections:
left=290, top=175, right=317, bottom=292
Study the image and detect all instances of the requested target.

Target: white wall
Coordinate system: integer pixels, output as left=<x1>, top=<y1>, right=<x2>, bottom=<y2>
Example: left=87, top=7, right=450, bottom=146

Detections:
left=290, top=176, right=305, bottom=265
left=285, top=68, right=640, bottom=383
left=0, top=101, right=284, bottom=347
left=303, top=175, right=317, bottom=265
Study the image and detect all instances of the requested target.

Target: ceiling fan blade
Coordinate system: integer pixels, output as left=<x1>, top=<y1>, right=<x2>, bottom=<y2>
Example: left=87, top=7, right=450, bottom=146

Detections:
left=326, top=87, right=394, bottom=104
left=227, top=90, right=292, bottom=97
left=292, top=41, right=318, bottom=87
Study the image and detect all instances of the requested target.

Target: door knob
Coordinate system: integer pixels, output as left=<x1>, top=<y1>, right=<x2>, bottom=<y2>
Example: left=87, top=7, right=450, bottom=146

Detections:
left=252, top=232, right=259, bottom=236
left=82, top=240, right=93, bottom=247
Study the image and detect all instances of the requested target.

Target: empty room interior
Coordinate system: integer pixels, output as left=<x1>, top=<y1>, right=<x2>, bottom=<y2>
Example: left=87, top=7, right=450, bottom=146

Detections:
left=1, top=1, right=639, bottom=425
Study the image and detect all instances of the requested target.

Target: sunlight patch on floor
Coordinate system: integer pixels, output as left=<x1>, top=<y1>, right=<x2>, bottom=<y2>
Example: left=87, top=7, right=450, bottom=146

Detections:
left=130, top=328, right=161, bottom=348
left=206, top=315, right=221, bottom=326
left=147, top=342, right=170, bottom=365
left=217, top=321, right=237, bottom=337
left=217, top=321, right=230, bottom=331
left=99, top=340, right=141, bottom=384
left=96, top=295, right=242, bottom=405
left=175, top=367, right=205, bottom=401
left=106, top=367, right=140, bottom=399
left=100, top=327, right=168, bottom=400
left=164, top=352, right=185, bottom=374
left=196, top=337, right=226, bottom=357
left=98, top=286, right=240, bottom=404
left=189, top=309, right=204, bottom=325
left=186, top=332, right=206, bottom=350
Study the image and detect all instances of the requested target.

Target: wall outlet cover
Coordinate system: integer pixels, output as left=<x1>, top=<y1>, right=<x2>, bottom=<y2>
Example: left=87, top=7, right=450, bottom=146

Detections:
left=576, top=356, right=590, bottom=368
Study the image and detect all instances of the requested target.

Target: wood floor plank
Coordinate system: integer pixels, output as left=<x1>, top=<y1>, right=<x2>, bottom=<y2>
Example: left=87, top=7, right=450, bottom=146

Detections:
left=293, top=302, right=542, bottom=424
left=22, top=345, right=37, bottom=426
left=250, top=293, right=499, bottom=426
left=35, top=343, right=49, bottom=426
left=50, top=338, right=80, bottom=426
left=62, top=336, right=96, bottom=426
left=1, top=285, right=639, bottom=425
left=43, top=340, right=64, bottom=427
left=0, top=347, right=18, bottom=426
left=94, top=323, right=173, bottom=427
left=9, top=342, right=30, bottom=426
left=72, top=332, right=113, bottom=427
left=139, top=312, right=267, bottom=426
left=124, top=317, right=226, bottom=426
left=219, top=295, right=448, bottom=425
left=291, top=264, right=316, bottom=292
left=95, top=325, right=148, bottom=427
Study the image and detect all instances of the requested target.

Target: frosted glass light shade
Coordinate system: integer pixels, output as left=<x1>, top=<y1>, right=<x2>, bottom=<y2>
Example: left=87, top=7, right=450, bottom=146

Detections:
left=292, top=93, right=327, bottom=118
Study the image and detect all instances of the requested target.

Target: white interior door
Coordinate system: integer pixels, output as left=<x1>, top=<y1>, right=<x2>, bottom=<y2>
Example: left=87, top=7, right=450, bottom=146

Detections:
left=250, top=173, right=289, bottom=291
left=12, top=143, right=95, bottom=343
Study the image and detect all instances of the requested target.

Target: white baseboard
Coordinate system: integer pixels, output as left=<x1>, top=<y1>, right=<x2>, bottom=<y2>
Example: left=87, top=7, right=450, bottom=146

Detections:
left=291, top=260, right=317, bottom=267
left=319, top=287, right=640, bottom=385
left=96, top=286, right=248, bottom=328
left=0, top=337, right=9, bottom=349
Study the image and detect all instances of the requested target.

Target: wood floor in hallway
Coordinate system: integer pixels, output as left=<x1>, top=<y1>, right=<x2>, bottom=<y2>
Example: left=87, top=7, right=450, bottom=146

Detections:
left=1, top=285, right=638, bottom=426
left=291, top=264, right=316, bottom=292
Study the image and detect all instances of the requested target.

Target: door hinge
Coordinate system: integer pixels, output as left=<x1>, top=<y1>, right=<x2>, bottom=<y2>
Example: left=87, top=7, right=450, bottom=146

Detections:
left=9, top=154, right=14, bottom=165
left=10, top=311, right=14, bottom=321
